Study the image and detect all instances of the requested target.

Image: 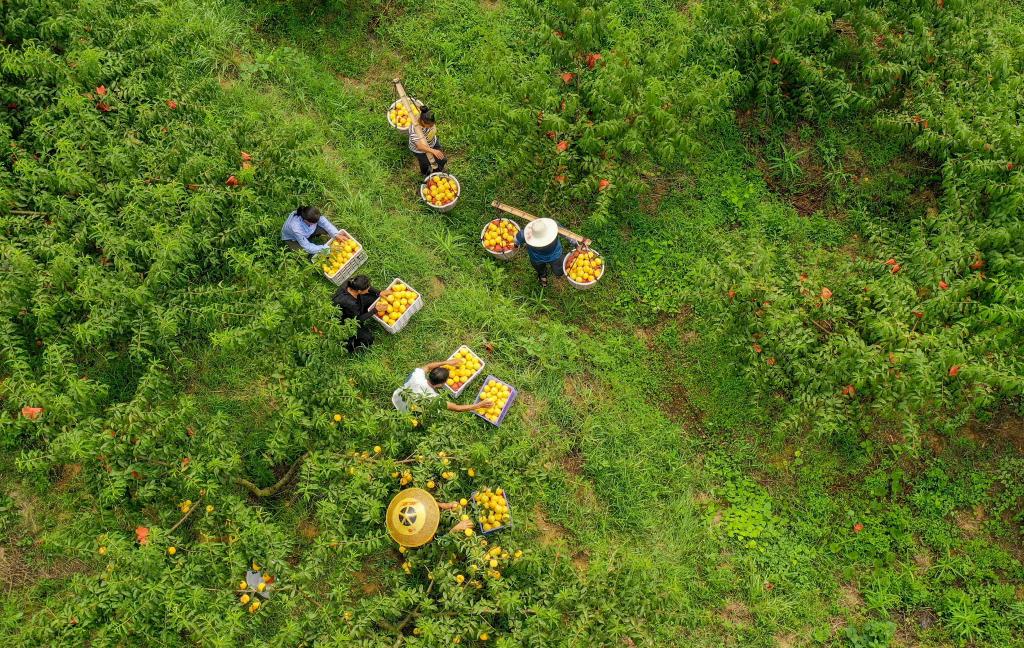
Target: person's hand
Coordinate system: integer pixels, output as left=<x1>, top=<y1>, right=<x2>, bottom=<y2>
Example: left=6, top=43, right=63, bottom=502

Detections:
left=447, top=357, right=464, bottom=367
left=475, top=399, right=494, bottom=410
left=451, top=519, right=473, bottom=534
left=438, top=501, right=459, bottom=511
left=433, top=149, right=446, bottom=159
left=333, top=232, right=346, bottom=241
left=581, top=238, right=591, bottom=248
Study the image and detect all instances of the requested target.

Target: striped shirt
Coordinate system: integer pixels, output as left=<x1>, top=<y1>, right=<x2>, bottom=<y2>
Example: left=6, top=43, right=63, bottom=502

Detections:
left=408, top=124, right=438, bottom=153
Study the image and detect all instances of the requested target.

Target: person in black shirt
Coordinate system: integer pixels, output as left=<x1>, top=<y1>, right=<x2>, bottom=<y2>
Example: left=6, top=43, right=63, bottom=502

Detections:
left=333, top=275, right=380, bottom=353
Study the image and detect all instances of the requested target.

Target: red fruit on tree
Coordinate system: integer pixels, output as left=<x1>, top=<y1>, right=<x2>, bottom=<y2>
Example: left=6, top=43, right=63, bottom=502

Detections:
left=949, top=364, right=961, bottom=377
left=752, top=343, right=762, bottom=354
left=913, top=310, right=924, bottom=318
left=890, top=263, right=901, bottom=274
left=21, top=406, right=43, bottom=420
left=598, top=179, right=610, bottom=191
left=939, top=280, right=949, bottom=290
left=546, top=131, right=557, bottom=140
left=561, top=72, right=575, bottom=84
left=766, top=357, right=777, bottom=366
left=969, top=256, right=985, bottom=270
left=96, top=102, right=111, bottom=112
left=853, top=523, right=864, bottom=533
left=96, top=85, right=108, bottom=96
left=820, top=287, right=833, bottom=300
left=554, top=175, right=566, bottom=184
left=842, top=384, right=856, bottom=397
left=885, top=258, right=896, bottom=265
left=225, top=175, right=239, bottom=187
left=727, top=289, right=736, bottom=300
left=556, top=140, right=569, bottom=153
left=770, top=57, right=780, bottom=65
left=166, top=99, right=178, bottom=109
left=240, top=151, right=252, bottom=161
left=181, top=457, right=191, bottom=468
left=1008, top=162, right=1015, bottom=171
left=135, top=526, right=150, bottom=545
left=586, top=53, right=602, bottom=69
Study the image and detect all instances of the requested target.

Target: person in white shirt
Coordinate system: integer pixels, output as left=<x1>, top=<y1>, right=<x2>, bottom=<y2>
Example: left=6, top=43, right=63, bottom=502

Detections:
left=392, top=359, right=492, bottom=414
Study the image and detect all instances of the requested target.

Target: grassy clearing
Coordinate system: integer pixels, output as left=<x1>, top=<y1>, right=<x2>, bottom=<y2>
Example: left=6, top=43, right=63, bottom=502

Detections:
left=2, top=0, right=1024, bottom=646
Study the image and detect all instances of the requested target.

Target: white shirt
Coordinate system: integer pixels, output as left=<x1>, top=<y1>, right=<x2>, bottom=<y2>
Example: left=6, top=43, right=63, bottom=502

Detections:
left=392, top=368, right=439, bottom=412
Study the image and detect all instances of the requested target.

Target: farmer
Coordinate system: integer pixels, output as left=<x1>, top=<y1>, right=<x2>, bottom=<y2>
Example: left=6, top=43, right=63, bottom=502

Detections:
left=332, top=275, right=380, bottom=353
left=385, top=487, right=474, bottom=549
left=408, top=106, right=446, bottom=177
left=392, top=359, right=492, bottom=414
left=280, top=205, right=344, bottom=257
left=515, top=218, right=590, bottom=287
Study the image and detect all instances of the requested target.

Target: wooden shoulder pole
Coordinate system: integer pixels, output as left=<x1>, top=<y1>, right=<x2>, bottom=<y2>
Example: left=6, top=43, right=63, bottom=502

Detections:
left=490, top=201, right=585, bottom=243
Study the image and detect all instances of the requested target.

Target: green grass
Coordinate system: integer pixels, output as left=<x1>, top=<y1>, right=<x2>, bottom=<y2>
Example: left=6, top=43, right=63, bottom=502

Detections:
left=2, top=0, right=1024, bottom=645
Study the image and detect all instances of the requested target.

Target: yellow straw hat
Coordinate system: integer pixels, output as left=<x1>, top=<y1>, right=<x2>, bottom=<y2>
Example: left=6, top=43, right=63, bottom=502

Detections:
left=386, top=488, right=441, bottom=548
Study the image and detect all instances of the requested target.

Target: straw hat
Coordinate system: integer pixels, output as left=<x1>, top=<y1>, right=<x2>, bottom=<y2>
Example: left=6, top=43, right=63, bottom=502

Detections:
left=523, top=218, right=558, bottom=247
left=386, top=488, right=440, bottom=547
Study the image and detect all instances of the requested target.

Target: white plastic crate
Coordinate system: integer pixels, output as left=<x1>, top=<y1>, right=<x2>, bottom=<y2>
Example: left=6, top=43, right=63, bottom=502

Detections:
left=563, top=248, right=606, bottom=290
left=322, top=230, right=367, bottom=286
left=480, top=218, right=520, bottom=261
left=420, top=173, right=461, bottom=213
left=369, top=277, right=423, bottom=334
left=442, top=345, right=486, bottom=398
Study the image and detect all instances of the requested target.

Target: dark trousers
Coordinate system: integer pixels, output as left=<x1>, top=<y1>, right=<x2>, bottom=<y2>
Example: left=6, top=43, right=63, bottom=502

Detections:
left=413, top=138, right=446, bottom=176
left=531, top=258, right=565, bottom=279
left=346, top=322, right=375, bottom=353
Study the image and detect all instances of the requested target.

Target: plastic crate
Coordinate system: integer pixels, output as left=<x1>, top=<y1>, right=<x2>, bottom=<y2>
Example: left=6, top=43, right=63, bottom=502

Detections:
left=369, top=278, right=424, bottom=334
left=442, top=345, right=486, bottom=398
left=322, top=231, right=367, bottom=286
left=420, top=173, right=461, bottom=213
left=386, top=97, right=423, bottom=132
left=472, top=375, right=517, bottom=427
left=563, top=248, right=606, bottom=290
left=480, top=218, right=520, bottom=261
left=471, top=488, right=513, bottom=535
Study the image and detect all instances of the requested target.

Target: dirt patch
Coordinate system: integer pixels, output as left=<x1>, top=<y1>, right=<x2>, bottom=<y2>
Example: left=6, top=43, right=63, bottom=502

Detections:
left=297, top=518, right=319, bottom=541
left=913, top=550, right=932, bottom=571
left=774, top=632, right=801, bottom=648
left=0, top=545, right=90, bottom=592
left=480, top=0, right=502, bottom=10
left=719, top=600, right=752, bottom=626
left=571, top=550, right=590, bottom=572
left=352, top=566, right=383, bottom=596
left=962, top=410, right=1024, bottom=453
left=560, top=449, right=583, bottom=476
left=533, top=505, right=571, bottom=548
left=954, top=505, right=986, bottom=536
left=429, top=276, right=445, bottom=298
left=517, top=392, right=548, bottom=437
left=639, top=175, right=675, bottom=215
left=563, top=372, right=609, bottom=404
left=55, top=463, right=82, bottom=491
left=840, top=583, right=863, bottom=609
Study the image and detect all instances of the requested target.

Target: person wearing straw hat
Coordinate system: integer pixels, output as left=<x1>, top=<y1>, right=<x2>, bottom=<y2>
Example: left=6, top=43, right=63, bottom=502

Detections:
left=392, top=359, right=493, bottom=414
left=386, top=487, right=474, bottom=548
left=515, top=218, right=590, bottom=287
left=408, top=106, right=446, bottom=177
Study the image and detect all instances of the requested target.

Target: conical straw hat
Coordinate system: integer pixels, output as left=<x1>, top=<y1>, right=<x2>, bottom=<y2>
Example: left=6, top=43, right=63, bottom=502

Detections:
left=386, top=488, right=441, bottom=548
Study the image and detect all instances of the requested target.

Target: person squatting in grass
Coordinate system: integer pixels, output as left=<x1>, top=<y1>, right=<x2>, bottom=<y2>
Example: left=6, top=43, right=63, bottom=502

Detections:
left=516, top=218, right=590, bottom=287
left=280, top=205, right=344, bottom=257
left=408, top=106, right=446, bottom=177
left=332, top=275, right=380, bottom=353
left=392, top=359, right=492, bottom=414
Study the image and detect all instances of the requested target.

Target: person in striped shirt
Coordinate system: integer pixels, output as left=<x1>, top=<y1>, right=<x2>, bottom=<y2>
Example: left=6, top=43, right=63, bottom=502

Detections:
left=408, top=106, right=446, bottom=176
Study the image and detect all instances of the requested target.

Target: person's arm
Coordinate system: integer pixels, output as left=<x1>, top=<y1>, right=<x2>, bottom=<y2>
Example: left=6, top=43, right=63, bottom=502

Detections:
left=422, top=358, right=461, bottom=373
left=318, top=216, right=340, bottom=239
left=413, top=130, right=445, bottom=159
left=357, top=294, right=379, bottom=321
left=447, top=399, right=493, bottom=413
left=514, top=229, right=525, bottom=248
left=291, top=220, right=329, bottom=255
left=448, top=519, right=473, bottom=535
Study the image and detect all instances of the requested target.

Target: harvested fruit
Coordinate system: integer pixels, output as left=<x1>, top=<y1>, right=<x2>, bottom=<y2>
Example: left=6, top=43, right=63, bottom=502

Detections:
left=473, top=486, right=512, bottom=533
left=443, top=346, right=484, bottom=395
left=373, top=280, right=420, bottom=328
left=475, top=378, right=513, bottom=424
left=481, top=218, right=520, bottom=254
left=388, top=99, right=420, bottom=130
left=321, top=233, right=362, bottom=277
left=566, top=250, right=604, bottom=285
left=423, top=174, right=459, bottom=208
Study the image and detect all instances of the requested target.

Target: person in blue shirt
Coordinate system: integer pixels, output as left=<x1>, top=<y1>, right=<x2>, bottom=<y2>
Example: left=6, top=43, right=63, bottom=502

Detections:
left=515, top=218, right=589, bottom=287
left=281, top=206, right=343, bottom=257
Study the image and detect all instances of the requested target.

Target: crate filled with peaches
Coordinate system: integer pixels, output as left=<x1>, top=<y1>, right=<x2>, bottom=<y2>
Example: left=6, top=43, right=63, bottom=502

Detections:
left=370, top=278, right=423, bottom=334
